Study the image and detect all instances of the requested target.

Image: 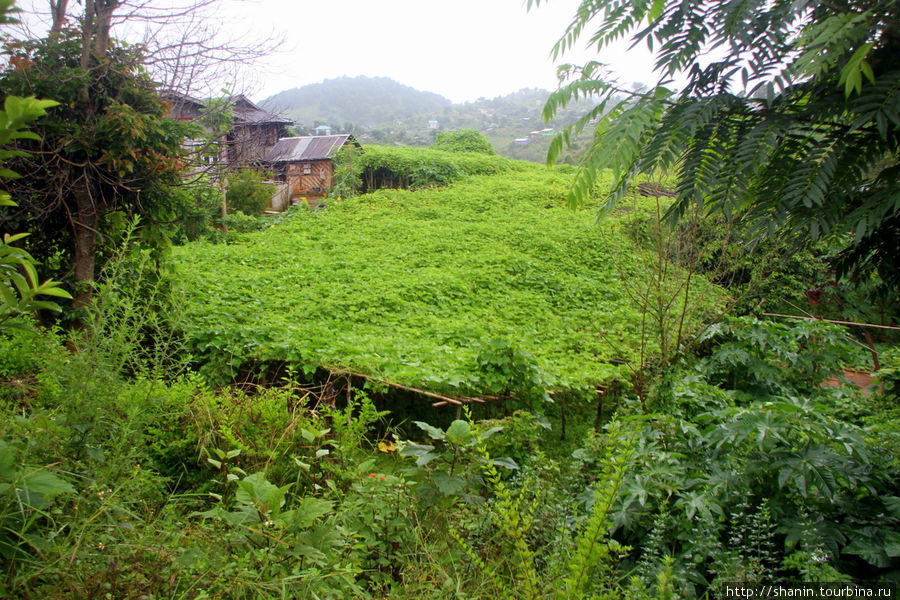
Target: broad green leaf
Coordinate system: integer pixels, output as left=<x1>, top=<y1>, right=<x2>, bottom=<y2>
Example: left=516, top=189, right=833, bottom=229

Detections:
left=432, top=471, right=466, bottom=496
left=478, top=426, right=504, bottom=441
left=416, top=452, right=440, bottom=467
left=884, top=530, right=900, bottom=558
left=292, top=497, right=333, bottom=528
left=22, top=469, right=75, bottom=499
left=844, top=536, right=890, bottom=567
left=399, top=443, right=435, bottom=457
left=490, top=456, right=519, bottom=470
left=445, top=420, right=472, bottom=444
left=415, top=421, right=446, bottom=441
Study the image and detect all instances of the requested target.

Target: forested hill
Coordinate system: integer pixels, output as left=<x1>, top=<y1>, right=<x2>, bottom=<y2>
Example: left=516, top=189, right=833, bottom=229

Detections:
left=260, top=75, right=452, bottom=129
left=261, top=77, right=604, bottom=163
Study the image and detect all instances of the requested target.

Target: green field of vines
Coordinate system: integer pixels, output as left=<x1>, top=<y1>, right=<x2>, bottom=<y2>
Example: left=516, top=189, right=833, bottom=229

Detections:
left=173, top=154, right=721, bottom=397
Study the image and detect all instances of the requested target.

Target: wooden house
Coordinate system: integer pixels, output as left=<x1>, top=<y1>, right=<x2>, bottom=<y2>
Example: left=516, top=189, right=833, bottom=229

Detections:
left=265, top=134, right=359, bottom=203
left=228, top=95, right=294, bottom=166
left=162, top=91, right=293, bottom=169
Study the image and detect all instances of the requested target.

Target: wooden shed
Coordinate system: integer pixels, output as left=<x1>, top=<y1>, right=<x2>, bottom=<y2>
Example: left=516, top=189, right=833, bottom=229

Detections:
left=265, top=135, right=358, bottom=204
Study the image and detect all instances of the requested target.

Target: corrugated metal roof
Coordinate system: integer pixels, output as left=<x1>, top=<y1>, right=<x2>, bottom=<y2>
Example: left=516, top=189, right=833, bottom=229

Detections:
left=266, top=135, right=354, bottom=162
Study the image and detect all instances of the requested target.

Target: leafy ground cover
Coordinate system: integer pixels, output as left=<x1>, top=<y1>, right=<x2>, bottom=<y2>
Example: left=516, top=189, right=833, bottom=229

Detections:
left=2, top=148, right=896, bottom=600
left=172, top=154, right=720, bottom=398
left=1, top=289, right=896, bottom=598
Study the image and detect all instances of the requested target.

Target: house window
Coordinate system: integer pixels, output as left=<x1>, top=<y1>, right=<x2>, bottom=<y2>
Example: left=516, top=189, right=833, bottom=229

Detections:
left=303, top=164, right=312, bottom=175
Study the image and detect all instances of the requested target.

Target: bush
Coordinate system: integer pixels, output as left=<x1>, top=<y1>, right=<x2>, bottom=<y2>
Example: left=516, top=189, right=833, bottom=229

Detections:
left=171, top=181, right=221, bottom=243
left=588, top=317, right=900, bottom=594
left=223, top=210, right=264, bottom=234
left=330, top=144, right=364, bottom=199
left=226, top=168, right=275, bottom=216
left=431, top=129, right=496, bottom=155
left=357, top=144, right=514, bottom=191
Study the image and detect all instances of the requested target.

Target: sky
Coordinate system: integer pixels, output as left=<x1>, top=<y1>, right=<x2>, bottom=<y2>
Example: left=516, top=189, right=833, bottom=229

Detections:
left=221, top=0, right=658, bottom=102
left=13, top=0, right=659, bottom=104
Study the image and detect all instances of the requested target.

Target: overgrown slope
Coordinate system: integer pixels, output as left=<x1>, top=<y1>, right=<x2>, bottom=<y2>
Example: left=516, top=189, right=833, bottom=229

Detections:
left=173, top=156, right=721, bottom=397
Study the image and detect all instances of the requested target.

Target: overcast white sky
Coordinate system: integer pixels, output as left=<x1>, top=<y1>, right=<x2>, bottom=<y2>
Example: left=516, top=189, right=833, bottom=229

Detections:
left=15, top=0, right=659, bottom=103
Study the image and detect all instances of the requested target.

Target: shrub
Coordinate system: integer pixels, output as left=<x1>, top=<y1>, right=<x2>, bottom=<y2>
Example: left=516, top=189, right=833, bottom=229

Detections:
left=431, top=129, right=496, bottom=155
left=226, top=168, right=275, bottom=216
left=171, top=181, right=221, bottom=243
left=586, top=317, right=900, bottom=593
left=223, top=209, right=264, bottom=233
left=357, top=144, right=514, bottom=191
left=330, top=143, right=364, bottom=199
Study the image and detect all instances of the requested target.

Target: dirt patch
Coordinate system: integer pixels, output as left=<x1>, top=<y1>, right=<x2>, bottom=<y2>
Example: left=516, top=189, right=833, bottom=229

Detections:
left=823, top=369, right=880, bottom=394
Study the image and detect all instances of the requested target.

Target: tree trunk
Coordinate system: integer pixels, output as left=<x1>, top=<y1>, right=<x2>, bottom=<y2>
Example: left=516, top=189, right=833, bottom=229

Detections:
left=49, top=0, right=69, bottom=32
left=92, top=0, right=119, bottom=58
left=220, top=172, right=228, bottom=233
left=70, top=0, right=114, bottom=309
left=72, top=181, right=98, bottom=309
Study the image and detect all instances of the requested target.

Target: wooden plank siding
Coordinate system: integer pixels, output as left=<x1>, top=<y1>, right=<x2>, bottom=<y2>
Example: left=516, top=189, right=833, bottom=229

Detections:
left=286, top=160, right=333, bottom=199
left=228, top=123, right=288, bottom=167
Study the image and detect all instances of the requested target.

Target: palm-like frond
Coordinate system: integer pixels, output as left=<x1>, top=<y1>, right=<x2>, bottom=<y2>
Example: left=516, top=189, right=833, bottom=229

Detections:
left=545, top=0, right=900, bottom=283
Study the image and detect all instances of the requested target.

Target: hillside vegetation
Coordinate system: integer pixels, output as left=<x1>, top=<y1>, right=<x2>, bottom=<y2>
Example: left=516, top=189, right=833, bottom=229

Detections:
left=4, top=140, right=898, bottom=600
left=3, top=0, right=899, bottom=595
left=261, top=78, right=604, bottom=163
left=261, top=76, right=452, bottom=129
left=172, top=150, right=720, bottom=397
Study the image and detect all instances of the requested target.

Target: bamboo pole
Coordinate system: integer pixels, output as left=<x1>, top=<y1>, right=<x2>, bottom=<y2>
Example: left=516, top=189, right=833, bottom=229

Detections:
left=324, top=367, right=486, bottom=407
left=762, top=313, right=900, bottom=331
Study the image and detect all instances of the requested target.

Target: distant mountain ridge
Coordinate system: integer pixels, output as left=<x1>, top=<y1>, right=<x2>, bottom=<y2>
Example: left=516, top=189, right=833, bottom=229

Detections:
left=260, top=75, right=452, bottom=129
left=260, top=75, right=606, bottom=164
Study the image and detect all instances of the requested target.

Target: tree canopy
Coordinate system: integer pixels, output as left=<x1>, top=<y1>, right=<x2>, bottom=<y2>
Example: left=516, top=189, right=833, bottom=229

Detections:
left=539, top=0, right=900, bottom=286
left=0, top=22, right=193, bottom=308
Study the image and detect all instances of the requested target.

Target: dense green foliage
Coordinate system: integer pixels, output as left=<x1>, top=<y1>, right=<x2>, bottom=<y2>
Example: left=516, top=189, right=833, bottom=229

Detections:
left=604, top=318, right=898, bottom=592
left=225, top=168, right=276, bottom=216
left=1, top=278, right=895, bottom=597
left=540, top=0, right=900, bottom=287
left=354, top=145, right=515, bottom=191
left=430, top=129, right=496, bottom=155
left=0, top=29, right=192, bottom=306
left=0, top=96, right=71, bottom=332
left=173, top=156, right=720, bottom=398
left=2, top=3, right=898, bottom=597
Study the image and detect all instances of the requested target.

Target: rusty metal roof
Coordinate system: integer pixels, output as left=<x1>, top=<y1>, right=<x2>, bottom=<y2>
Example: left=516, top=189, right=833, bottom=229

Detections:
left=265, top=135, right=355, bottom=163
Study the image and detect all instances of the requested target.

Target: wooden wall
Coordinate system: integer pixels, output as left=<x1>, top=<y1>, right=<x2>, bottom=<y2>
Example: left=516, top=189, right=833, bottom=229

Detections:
left=228, top=123, right=289, bottom=167
left=269, top=182, right=290, bottom=212
left=285, top=160, right=333, bottom=198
